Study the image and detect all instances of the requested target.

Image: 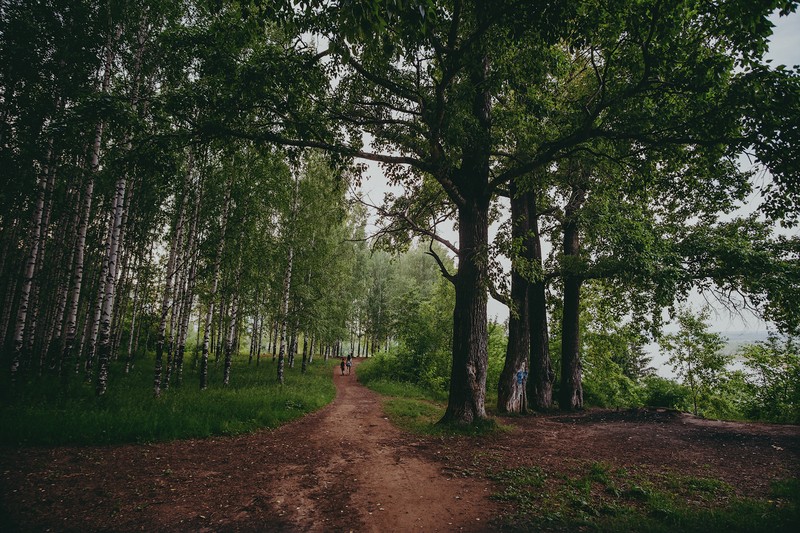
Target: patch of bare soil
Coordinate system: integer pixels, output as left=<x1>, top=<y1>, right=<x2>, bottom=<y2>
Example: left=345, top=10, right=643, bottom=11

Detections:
left=2, top=362, right=798, bottom=532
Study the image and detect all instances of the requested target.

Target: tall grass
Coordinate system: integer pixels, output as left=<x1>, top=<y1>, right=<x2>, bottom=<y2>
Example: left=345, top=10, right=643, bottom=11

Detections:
left=0, top=354, right=336, bottom=446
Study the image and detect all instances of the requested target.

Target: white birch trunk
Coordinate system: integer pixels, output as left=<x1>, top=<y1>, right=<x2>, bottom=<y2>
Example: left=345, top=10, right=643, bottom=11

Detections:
left=95, top=171, right=127, bottom=395
left=153, top=188, right=187, bottom=397
left=124, top=257, right=141, bottom=374
left=277, top=174, right=300, bottom=384
left=9, top=172, right=47, bottom=378
left=59, top=27, right=117, bottom=376
left=200, top=185, right=231, bottom=390
left=175, top=174, right=201, bottom=386
left=222, top=290, right=239, bottom=386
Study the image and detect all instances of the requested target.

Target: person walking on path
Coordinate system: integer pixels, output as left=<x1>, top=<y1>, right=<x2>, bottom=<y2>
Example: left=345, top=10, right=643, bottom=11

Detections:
left=340, top=357, right=346, bottom=376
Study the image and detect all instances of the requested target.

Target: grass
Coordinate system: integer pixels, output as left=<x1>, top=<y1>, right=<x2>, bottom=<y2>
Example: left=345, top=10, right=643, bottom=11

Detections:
left=357, top=358, right=507, bottom=436
left=0, top=353, right=336, bottom=446
left=491, top=461, right=800, bottom=532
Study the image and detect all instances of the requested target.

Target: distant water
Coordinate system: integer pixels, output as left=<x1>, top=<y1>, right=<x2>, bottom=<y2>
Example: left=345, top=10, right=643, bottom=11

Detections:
left=646, top=330, right=772, bottom=378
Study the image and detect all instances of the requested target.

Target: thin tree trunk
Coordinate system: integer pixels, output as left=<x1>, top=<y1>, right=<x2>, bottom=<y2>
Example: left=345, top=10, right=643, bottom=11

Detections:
left=271, top=318, right=279, bottom=360
left=301, top=332, right=308, bottom=373
left=154, top=176, right=188, bottom=397
left=9, top=170, right=48, bottom=378
left=124, top=258, right=141, bottom=374
left=60, top=25, right=118, bottom=379
left=25, top=141, right=58, bottom=371
left=61, top=169, right=96, bottom=377
left=200, top=186, right=230, bottom=390
left=0, top=221, right=22, bottom=346
left=95, top=168, right=127, bottom=395
left=84, top=213, right=114, bottom=380
left=223, top=279, right=241, bottom=387
left=277, top=175, right=299, bottom=384
left=174, top=170, right=201, bottom=388
left=249, top=310, right=257, bottom=365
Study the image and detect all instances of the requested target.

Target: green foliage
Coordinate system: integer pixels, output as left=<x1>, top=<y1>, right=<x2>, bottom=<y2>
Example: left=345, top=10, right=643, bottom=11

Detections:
left=486, top=320, right=508, bottom=406
left=659, top=308, right=729, bottom=416
left=573, top=283, right=653, bottom=408
left=738, top=336, right=800, bottom=423
left=382, top=397, right=444, bottom=434
left=493, top=461, right=800, bottom=533
left=640, top=376, right=691, bottom=410
left=0, top=355, right=336, bottom=446
left=359, top=356, right=503, bottom=436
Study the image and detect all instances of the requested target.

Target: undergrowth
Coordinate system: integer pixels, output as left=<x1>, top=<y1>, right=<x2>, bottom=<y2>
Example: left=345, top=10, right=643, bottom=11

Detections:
left=0, top=355, right=336, bottom=446
left=490, top=461, right=800, bottom=532
left=358, top=358, right=505, bottom=437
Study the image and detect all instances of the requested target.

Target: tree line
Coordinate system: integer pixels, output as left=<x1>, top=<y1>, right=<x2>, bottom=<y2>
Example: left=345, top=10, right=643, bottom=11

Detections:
left=2, top=1, right=799, bottom=425
left=0, top=1, right=411, bottom=397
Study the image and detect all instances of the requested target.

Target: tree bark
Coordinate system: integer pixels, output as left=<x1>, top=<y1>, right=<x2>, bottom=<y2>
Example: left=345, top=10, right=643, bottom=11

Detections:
left=277, top=175, right=299, bottom=384
left=95, top=170, right=127, bottom=395
left=222, top=284, right=240, bottom=386
left=497, top=182, right=530, bottom=414
left=441, top=197, right=490, bottom=424
left=9, top=170, right=47, bottom=378
left=559, top=187, right=586, bottom=410
left=527, top=189, right=554, bottom=410
left=439, top=51, right=492, bottom=425
left=154, top=177, right=188, bottom=397
left=200, top=186, right=230, bottom=390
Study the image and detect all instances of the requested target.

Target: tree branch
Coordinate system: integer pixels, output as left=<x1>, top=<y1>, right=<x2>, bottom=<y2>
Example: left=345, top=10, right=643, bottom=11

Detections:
left=426, top=239, right=456, bottom=284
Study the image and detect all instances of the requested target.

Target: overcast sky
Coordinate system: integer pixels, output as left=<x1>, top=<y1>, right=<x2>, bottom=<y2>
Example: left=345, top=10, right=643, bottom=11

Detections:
left=356, top=9, right=800, bottom=333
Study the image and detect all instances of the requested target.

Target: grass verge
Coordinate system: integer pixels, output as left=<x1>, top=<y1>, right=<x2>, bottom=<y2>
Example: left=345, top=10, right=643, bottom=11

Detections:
left=0, top=355, right=336, bottom=446
left=490, top=461, right=800, bottom=532
left=358, top=358, right=506, bottom=436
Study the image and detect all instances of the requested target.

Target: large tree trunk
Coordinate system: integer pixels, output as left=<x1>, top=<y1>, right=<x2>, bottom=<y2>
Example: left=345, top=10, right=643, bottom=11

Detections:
left=559, top=187, right=586, bottom=410
left=497, top=182, right=530, bottom=413
left=527, top=189, right=554, bottom=410
left=441, top=198, right=490, bottom=424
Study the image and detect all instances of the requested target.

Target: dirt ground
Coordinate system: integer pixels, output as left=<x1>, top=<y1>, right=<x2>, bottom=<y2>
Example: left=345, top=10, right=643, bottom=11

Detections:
left=1, top=359, right=798, bottom=532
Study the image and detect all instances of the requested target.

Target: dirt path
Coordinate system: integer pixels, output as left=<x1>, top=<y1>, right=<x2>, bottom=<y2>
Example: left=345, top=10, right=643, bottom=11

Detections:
left=3, top=360, right=799, bottom=532
left=0, top=360, right=495, bottom=532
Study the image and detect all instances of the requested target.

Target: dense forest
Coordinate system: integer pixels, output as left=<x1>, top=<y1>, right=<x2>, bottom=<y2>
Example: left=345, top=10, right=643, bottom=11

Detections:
left=2, top=0, right=799, bottom=430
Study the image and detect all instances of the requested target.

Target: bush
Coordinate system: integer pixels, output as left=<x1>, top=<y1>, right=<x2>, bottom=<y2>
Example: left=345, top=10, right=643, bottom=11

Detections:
left=640, top=376, right=691, bottom=410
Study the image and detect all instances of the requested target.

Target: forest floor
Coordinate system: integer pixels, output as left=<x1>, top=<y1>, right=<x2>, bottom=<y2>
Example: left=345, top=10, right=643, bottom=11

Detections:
left=1, top=359, right=799, bottom=532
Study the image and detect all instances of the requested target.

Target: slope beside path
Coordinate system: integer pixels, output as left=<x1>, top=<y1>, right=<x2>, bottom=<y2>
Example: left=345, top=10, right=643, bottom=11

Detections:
left=0, top=360, right=495, bottom=532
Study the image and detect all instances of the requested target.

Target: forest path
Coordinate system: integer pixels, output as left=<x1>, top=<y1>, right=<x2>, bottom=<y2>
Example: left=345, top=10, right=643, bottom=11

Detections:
left=269, top=358, right=493, bottom=532
left=0, top=359, right=495, bottom=532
